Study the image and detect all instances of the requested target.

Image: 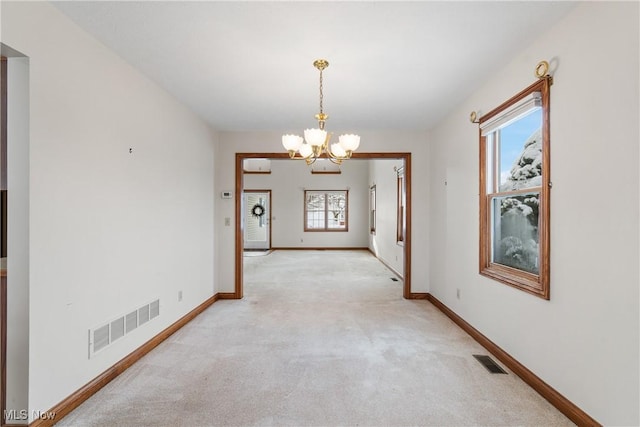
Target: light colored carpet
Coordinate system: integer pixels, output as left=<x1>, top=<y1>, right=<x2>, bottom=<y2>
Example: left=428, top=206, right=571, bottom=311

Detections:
left=57, top=250, right=573, bottom=426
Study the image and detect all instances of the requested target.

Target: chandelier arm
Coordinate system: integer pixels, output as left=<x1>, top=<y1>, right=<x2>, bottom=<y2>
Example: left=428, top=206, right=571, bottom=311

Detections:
left=289, top=155, right=313, bottom=161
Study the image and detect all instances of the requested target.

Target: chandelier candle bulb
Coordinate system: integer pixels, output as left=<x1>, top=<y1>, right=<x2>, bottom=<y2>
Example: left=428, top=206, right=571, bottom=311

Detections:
left=339, top=134, right=360, bottom=152
left=282, top=134, right=303, bottom=152
left=304, top=129, right=327, bottom=147
left=299, top=143, right=313, bottom=159
left=331, top=143, right=347, bottom=158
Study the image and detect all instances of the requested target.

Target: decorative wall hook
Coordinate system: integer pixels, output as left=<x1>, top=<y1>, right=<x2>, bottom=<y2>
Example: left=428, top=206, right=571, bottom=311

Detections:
left=469, top=111, right=479, bottom=123
left=535, top=60, right=549, bottom=79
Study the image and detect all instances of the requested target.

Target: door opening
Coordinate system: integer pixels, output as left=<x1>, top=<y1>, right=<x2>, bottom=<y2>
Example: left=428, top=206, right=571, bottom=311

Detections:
left=234, top=152, right=413, bottom=300
left=243, top=190, right=271, bottom=251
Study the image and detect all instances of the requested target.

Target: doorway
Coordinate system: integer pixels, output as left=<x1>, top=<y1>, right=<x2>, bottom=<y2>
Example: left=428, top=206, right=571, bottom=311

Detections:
left=1, top=54, right=7, bottom=427
left=243, top=190, right=271, bottom=251
left=1, top=45, right=30, bottom=426
left=234, top=152, right=413, bottom=300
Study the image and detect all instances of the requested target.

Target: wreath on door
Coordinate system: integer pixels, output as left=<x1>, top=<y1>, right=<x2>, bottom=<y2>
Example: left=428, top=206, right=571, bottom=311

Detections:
left=251, top=204, right=265, bottom=218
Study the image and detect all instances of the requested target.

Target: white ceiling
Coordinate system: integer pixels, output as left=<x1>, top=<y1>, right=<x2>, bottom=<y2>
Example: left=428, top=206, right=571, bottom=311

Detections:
left=53, top=1, right=576, bottom=133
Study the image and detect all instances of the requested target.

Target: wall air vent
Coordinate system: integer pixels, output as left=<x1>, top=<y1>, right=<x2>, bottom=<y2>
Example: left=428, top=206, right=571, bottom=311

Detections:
left=125, top=310, right=138, bottom=333
left=93, top=324, right=110, bottom=353
left=88, top=299, right=160, bottom=358
left=150, top=299, right=160, bottom=319
left=110, top=317, right=125, bottom=342
left=139, top=305, right=150, bottom=325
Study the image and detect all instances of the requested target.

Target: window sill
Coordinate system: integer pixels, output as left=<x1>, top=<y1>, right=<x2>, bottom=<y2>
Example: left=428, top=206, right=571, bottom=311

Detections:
left=480, top=263, right=549, bottom=300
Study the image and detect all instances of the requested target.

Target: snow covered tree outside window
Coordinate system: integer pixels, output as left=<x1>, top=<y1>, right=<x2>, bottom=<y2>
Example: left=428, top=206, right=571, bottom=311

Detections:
left=493, top=123, right=541, bottom=274
left=304, top=190, right=348, bottom=231
left=479, top=78, right=551, bottom=299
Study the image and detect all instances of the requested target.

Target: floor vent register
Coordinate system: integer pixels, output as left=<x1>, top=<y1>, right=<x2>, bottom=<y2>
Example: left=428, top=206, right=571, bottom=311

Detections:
left=473, top=354, right=507, bottom=374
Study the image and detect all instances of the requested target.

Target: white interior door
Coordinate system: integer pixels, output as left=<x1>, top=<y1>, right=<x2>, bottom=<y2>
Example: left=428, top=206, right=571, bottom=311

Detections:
left=243, top=191, right=270, bottom=250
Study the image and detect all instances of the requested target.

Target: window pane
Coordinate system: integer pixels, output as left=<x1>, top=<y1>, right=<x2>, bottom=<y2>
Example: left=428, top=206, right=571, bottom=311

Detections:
left=498, top=108, right=542, bottom=191
left=306, top=193, right=325, bottom=210
left=327, top=192, right=346, bottom=229
left=306, top=193, right=325, bottom=229
left=307, top=210, right=325, bottom=229
left=491, top=192, right=540, bottom=274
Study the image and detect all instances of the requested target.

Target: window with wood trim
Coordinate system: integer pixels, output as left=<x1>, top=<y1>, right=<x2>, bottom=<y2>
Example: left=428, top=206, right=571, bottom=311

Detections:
left=479, top=77, right=551, bottom=299
left=304, top=190, right=348, bottom=232
left=396, top=167, right=405, bottom=244
left=369, top=185, right=376, bottom=234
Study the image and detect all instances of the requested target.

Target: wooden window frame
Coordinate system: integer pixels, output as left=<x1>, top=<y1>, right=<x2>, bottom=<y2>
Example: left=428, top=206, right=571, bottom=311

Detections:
left=304, top=190, right=349, bottom=232
left=479, top=77, right=551, bottom=299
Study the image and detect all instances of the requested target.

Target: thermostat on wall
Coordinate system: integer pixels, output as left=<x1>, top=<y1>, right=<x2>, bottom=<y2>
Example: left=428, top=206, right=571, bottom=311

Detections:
left=221, top=191, right=233, bottom=199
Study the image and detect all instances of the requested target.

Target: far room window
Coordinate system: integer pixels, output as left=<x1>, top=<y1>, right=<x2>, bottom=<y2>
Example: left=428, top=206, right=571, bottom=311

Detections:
left=479, top=77, right=551, bottom=299
left=304, top=190, right=348, bottom=232
left=396, top=167, right=405, bottom=244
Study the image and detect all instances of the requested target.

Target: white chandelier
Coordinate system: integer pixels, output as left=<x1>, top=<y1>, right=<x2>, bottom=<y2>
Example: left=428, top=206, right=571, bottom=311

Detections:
left=282, top=59, right=360, bottom=165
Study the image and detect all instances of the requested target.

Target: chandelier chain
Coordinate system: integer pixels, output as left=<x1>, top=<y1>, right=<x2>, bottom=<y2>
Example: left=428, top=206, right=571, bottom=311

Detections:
left=318, top=69, right=324, bottom=115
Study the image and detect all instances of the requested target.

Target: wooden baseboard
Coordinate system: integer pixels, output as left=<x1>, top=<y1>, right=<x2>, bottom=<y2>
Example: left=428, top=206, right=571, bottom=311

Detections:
left=216, top=292, right=238, bottom=300
left=29, top=293, right=222, bottom=427
left=426, top=293, right=601, bottom=427
left=407, top=293, right=428, bottom=300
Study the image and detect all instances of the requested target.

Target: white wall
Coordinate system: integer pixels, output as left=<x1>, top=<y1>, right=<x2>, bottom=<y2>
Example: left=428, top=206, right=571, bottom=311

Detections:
left=2, top=2, right=217, bottom=420
left=244, top=159, right=369, bottom=248
left=368, top=159, right=404, bottom=276
left=216, top=131, right=429, bottom=294
left=428, top=2, right=639, bottom=425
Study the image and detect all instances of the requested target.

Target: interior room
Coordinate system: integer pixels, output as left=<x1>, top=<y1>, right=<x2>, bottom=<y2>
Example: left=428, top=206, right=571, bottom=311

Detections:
left=0, top=1, right=638, bottom=426
left=241, top=157, right=407, bottom=286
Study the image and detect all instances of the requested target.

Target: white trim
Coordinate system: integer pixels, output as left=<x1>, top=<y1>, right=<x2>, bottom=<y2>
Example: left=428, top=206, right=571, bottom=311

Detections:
left=480, top=92, right=542, bottom=136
